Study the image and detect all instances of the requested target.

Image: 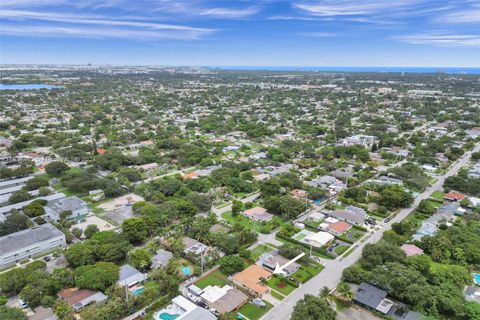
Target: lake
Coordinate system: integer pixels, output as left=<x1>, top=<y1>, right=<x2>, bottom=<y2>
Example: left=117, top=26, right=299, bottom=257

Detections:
left=0, top=84, right=64, bottom=90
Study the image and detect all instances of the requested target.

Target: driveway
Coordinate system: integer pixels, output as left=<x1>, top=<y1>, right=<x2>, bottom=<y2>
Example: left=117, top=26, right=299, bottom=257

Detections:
left=260, top=143, right=479, bottom=320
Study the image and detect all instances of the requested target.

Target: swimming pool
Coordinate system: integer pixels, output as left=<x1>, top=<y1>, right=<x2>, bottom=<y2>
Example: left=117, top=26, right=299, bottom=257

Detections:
left=181, top=266, right=192, bottom=276
left=158, top=312, right=179, bottom=320
left=473, top=273, right=480, bottom=285
left=131, top=287, right=145, bottom=296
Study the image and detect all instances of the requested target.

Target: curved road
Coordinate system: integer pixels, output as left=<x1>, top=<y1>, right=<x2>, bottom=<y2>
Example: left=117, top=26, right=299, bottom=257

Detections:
left=261, top=143, right=479, bottom=320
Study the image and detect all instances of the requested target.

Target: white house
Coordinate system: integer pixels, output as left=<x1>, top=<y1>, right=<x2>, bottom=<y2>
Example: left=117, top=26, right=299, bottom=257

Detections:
left=304, top=231, right=334, bottom=247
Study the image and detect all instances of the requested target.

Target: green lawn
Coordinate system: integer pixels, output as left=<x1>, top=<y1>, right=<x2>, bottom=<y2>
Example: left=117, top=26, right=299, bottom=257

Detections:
left=250, top=244, right=274, bottom=260
left=222, top=212, right=283, bottom=234
left=335, top=245, right=350, bottom=255
left=270, top=290, right=284, bottom=300
left=267, top=276, right=296, bottom=295
left=303, top=262, right=324, bottom=276
left=430, top=191, right=444, bottom=201
left=194, top=270, right=229, bottom=289
left=345, top=228, right=366, bottom=242
left=291, top=268, right=311, bottom=283
left=238, top=301, right=273, bottom=320
left=292, top=263, right=325, bottom=283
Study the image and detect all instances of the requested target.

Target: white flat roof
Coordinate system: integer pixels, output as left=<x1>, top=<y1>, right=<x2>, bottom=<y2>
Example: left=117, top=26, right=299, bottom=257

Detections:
left=305, top=231, right=334, bottom=246
left=200, top=285, right=231, bottom=304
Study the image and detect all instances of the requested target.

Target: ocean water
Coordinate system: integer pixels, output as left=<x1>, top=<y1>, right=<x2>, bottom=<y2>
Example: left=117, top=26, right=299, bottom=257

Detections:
left=207, top=66, right=480, bottom=74
left=0, top=84, right=63, bottom=90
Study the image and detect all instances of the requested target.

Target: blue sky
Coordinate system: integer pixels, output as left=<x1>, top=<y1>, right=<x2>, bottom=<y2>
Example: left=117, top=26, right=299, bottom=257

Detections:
left=0, top=0, right=479, bottom=66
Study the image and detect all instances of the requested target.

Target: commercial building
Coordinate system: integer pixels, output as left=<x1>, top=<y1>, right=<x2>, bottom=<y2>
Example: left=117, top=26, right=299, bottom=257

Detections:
left=0, top=223, right=66, bottom=268
left=44, top=196, right=89, bottom=222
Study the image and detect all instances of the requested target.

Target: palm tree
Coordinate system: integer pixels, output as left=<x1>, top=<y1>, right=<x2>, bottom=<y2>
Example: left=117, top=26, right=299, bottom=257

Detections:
left=319, top=286, right=331, bottom=302
left=337, top=282, right=354, bottom=302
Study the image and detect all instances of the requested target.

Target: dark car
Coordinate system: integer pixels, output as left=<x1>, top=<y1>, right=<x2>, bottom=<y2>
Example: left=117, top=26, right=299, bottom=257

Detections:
left=43, top=256, right=51, bottom=262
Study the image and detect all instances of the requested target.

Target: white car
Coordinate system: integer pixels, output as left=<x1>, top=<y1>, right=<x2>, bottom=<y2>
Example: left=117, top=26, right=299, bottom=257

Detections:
left=19, top=299, right=28, bottom=309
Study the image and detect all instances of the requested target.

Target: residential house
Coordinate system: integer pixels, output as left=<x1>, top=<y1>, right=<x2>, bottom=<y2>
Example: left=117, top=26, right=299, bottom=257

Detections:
left=232, top=264, right=272, bottom=297
left=0, top=223, right=66, bottom=268
left=154, top=295, right=217, bottom=320
left=400, top=244, right=424, bottom=257
left=326, top=206, right=366, bottom=226
left=290, top=189, right=308, bottom=199
left=182, top=237, right=209, bottom=255
left=200, top=285, right=248, bottom=314
left=444, top=193, right=465, bottom=202
left=341, top=135, right=377, bottom=148
left=151, top=249, right=173, bottom=269
left=326, top=221, right=352, bottom=236
left=304, top=231, right=335, bottom=247
left=375, top=176, right=403, bottom=186
left=307, top=211, right=325, bottom=222
left=58, top=288, right=107, bottom=311
left=468, top=163, right=480, bottom=179
left=354, top=282, right=394, bottom=315
left=256, top=252, right=300, bottom=275
left=243, top=207, right=273, bottom=222
left=354, top=283, right=423, bottom=320
left=117, top=265, right=147, bottom=288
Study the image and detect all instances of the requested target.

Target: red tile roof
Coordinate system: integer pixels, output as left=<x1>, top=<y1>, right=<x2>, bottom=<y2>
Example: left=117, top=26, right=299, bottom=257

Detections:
left=444, top=193, right=465, bottom=200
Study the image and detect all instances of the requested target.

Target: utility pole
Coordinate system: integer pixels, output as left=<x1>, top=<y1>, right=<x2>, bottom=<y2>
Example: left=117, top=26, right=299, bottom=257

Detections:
left=200, top=247, right=204, bottom=275
left=125, top=280, right=129, bottom=305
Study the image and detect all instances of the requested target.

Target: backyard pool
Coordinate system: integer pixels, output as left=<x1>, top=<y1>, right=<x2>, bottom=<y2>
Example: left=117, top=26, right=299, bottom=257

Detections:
left=181, top=266, right=192, bottom=276
left=158, top=312, right=179, bottom=320
left=473, top=273, right=480, bottom=285
left=131, top=287, right=145, bottom=296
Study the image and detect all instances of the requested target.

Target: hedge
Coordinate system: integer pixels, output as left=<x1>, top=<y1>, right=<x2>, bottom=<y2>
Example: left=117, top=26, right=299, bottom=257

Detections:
left=352, top=225, right=368, bottom=232
left=336, top=235, right=354, bottom=244
left=276, top=233, right=335, bottom=259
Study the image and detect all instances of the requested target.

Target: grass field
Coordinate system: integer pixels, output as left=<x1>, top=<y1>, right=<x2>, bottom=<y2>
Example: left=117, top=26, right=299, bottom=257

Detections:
left=222, top=211, right=282, bottom=234
left=238, top=301, right=273, bottom=320
left=335, top=245, right=350, bottom=255
left=267, top=276, right=296, bottom=295
left=430, top=191, right=444, bottom=201
left=250, top=244, right=274, bottom=260
left=270, top=290, right=284, bottom=300
left=194, top=270, right=229, bottom=289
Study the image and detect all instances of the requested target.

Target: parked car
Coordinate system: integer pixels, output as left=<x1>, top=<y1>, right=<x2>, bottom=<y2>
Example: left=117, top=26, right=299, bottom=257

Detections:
left=19, top=299, right=28, bottom=309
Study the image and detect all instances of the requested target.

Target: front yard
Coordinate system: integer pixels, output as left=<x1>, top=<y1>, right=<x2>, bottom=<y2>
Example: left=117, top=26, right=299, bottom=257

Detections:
left=267, top=276, right=297, bottom=295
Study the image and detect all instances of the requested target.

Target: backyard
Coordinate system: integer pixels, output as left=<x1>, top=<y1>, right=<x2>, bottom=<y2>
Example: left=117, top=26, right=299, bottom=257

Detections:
left=238, top=300, right=273, bottom=320
left=250, top=244, right=275, bottom=260
left=194, top=270, right=229, bottom=289
left=222, top=211, right=283, bottom=234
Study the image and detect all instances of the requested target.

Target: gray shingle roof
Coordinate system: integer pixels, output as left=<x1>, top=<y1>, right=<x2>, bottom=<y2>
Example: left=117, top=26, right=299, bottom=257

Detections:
left=354, top=282, right=388, bottom=309
left=0, top=223, right=64, bottom=255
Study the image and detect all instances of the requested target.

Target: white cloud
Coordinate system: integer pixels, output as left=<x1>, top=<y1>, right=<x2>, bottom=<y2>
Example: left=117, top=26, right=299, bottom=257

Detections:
left=198, top=6, right=260, bottom=18
left=0, top=24, right=210, bottom=40
left=152, top=1, right=260, bottom=19
left=438, top=9, right=480, bottom=23
left=1, top=9, right=214, bottom=32
left=298, top=32, right=336, bottom=37
left=294, top=0, right=422, bottom=16
left=398, top=33, right=480, bottom=47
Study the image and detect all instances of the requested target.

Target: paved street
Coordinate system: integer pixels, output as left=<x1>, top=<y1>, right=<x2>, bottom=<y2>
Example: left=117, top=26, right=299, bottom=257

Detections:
left=211, top=191, right=261, bottom=219
left=261, top=143, right=479, bottom=320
